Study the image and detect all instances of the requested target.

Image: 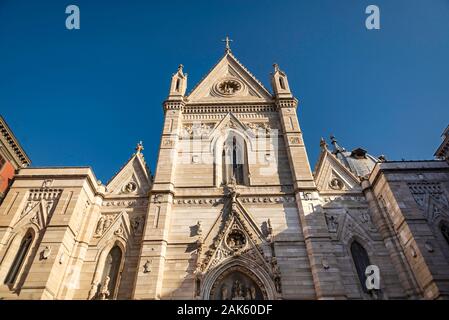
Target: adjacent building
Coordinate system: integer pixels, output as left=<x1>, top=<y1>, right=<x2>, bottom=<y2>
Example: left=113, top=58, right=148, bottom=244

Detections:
left=0, top=116, right=31, bottom=202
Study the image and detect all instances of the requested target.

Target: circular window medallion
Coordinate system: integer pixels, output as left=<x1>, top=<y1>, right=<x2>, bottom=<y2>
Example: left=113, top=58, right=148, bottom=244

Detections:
left=226, top=229, right=246, bottom=251
left=123, top=181, right=137, bottom=193
left=214, top=78, right=242, bottom=96
left=329, top=178, right=344, bottom=190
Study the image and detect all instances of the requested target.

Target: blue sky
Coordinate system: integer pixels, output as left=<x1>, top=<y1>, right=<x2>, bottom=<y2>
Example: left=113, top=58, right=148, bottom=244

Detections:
left=1, top=0, right=448, bottom=182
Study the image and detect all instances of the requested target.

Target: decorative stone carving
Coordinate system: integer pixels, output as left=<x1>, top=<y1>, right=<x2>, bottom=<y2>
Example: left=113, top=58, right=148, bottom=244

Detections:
left=143, top=260, right=152, bottom=273
left=329, top=177, right=344, bottom=190
left=266, top=219, right=273, bottom=240
left=410, top=246, right=417, bottom=258
left=95, top=216, right=106, bottom=236
left=289, top=136, right=301, bottom=145
left=322, top=258, right=330, bottom=270
left=40, top=246, right=51, bottom=260
left=196, top=221, right=203, bottom=236
left=122, top=181, right=137, bottom=194
left=162, top=138, right=175, bottom=147
left=131, top=216, right=144, bottom=234
left=181, top=123, right=214, bottom=139
left=326, top=214, right=339, bottom=233
left=88, top=281, right=99, bottom=300
left=21, top=189, right=62, bottom=220
left=245, top=122, right=272, bottom=135
left=59, top=252, right=65, bottom=264
left=99, top=276, right=110, bottom=300
left=114, top=223, right=124, bottom=236
left=42, top=179, right=53, bottom=188
left=226, top=229, right=246, bottom=251
left=408, top=182, right=448, bottom=224
left=216, top=79, right=242, bottom=96
left=209, top=266, right=267, bottom=300
left=425, top=241, right=434, bottom=253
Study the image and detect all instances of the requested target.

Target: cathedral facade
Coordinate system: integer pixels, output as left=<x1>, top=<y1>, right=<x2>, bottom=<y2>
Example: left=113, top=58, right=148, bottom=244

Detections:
left=1, top=43, right=449, bottom=300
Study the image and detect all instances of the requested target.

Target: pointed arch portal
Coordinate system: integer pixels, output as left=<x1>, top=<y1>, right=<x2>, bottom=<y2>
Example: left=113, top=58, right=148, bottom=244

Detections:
left=210, top=268, right=264, bottom=300
left=200, top=258, right=278, bottom=300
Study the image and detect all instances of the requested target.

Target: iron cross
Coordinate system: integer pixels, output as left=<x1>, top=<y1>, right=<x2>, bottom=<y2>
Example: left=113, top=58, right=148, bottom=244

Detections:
left=222, top=35, right=233, bottom=52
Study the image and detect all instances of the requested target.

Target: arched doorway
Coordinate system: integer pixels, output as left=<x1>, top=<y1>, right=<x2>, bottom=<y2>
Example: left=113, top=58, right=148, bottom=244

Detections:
left=209, top=265, right=267, bottom=300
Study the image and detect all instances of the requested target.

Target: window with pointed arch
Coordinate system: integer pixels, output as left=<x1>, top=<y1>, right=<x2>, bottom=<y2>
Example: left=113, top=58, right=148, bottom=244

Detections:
left=440, top=221, right=449, bottom=248
left=4, top=230, right=34, bottom=285
left=279, top=77, right=286, bottom=90
left=350, top=240, right=371, bottom=293
left=100, top=246, right=123, bottom=300
left=222, top=134, right=247, bottom=185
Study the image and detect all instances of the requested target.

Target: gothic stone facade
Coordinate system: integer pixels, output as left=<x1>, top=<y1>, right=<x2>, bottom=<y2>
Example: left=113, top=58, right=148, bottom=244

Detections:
left=0, top=48, right=448, bottom=300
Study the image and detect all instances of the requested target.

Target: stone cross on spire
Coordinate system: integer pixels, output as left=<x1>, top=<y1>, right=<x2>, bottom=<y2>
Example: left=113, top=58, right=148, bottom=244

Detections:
left=222, top=35, right=233, bottom=53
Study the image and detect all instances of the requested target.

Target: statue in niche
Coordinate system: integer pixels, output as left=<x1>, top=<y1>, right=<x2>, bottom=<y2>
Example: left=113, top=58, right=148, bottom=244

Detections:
left=274, top=276, right=282, bottom=293
left=196, top=221, right=203, bottom=236
left=88, top=281, right=99, bottom=300
left=132, top=216, right=144, bottom=234
left=221, top=285, right=229, bottom=300
left=245, top=286, right=257, bottom=300
left=40, top=246, right=52, bottom=260
left=95, top=216, right=105, bottom=235
left=327, top=215, right=338, bottom=232
left=99, top=276, right=110, bottom=300
left=231, top=280, right=245, bottom=300
left=211, top=271, right=263, bottom=300
left=104, top=215, right=114, bottom=230
left=143, top=260, right=152, bottom=273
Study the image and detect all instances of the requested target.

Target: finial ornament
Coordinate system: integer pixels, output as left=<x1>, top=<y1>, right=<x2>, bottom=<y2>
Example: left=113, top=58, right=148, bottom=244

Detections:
left=178, top=64, right=184, bottom=73
left=320, top=137, right=328, bottom=150
left=273, top=63, right=280, bottom=72
left=330, top=135, right=345, bottom=153
left=135, top=141, right=144, bottom=154
left=222, top=35, right=233, bottom=52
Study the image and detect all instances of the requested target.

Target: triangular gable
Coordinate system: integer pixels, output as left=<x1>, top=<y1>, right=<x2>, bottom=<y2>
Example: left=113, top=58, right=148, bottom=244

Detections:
left=314, top=149, right=361, bottom=193
left=337, top=210, right=376, bottom=244
left=106, top=153, right=150, bottom=196
left=208, top=113, right=255, bottom=139
left=198, top=198, right=272, bottom=274
left=93, top=210, right=132, bottom=245
left=187, top=52, right=273, bottom=103
left=14, top=197, right=59, bottom=231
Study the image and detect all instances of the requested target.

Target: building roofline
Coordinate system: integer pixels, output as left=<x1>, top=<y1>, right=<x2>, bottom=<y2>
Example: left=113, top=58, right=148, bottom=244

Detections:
left=0, top=115, right=31, bottom=167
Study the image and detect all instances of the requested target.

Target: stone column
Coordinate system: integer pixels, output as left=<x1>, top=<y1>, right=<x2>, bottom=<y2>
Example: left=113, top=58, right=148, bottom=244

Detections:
left=133, top=101, right=183, bottom=299
left=361, top=178, right=421, bottom=298
left=277, top=98, right=346, bottom=299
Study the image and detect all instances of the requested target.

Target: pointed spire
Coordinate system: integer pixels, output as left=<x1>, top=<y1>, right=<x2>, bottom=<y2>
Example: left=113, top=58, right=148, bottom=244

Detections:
left=271, top=63, right=292, bottom=98
left=222, top=35, right=233, bottom=53
left=168, top=64, right=188, bottom=99
left=177, top=64, right=184, bottom=75
left=330, top=135, right=345, bottom=154
left=320, top=137, right=328, bottom=150
left=135, top=141, right=144, bottom=154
